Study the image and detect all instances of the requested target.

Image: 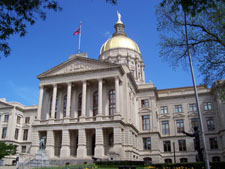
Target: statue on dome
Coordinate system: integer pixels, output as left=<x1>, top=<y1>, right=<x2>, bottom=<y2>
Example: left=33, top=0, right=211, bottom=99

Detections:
left=117, top=10, right=123, bottom=24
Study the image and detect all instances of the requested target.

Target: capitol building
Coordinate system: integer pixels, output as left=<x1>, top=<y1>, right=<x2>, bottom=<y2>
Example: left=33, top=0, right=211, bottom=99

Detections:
left=0, top=14, right=224, bottom=166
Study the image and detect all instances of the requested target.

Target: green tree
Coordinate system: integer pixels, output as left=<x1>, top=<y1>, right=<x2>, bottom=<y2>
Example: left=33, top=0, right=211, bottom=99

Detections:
left=156, top=0, right=225, bottom=86
left=0, top=141, right=16, bottom=159
left=0, top=0, right=61, bottom=58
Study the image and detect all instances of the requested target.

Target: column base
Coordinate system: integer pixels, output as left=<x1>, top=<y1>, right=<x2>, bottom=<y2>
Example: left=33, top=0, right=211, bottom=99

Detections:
left=77, top=145, right=87, bottom=158
left=30, top=145, right=39, bottom=155
left=114, top=114, right=121, bottom=120
left=96, top=115, right=103, bottom=121
left=94, top=144, right=104, bottom=158
left=45, top=145, right=54, bottom=158
left=48, top=118, right=54, bottom=124
left=79, top=116, right=86, bottom=122
left=60, top=145, right=70, bottom=158
left=63, top=117, right=70, bottom=123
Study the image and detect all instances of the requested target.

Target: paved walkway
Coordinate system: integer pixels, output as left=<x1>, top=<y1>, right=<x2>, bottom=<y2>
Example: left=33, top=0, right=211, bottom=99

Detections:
left=0, top=166, right=17, bottom=169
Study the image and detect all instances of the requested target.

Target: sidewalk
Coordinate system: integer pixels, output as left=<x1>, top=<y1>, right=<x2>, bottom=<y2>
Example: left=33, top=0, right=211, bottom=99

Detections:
left=0, top=166, right=17, bottom=169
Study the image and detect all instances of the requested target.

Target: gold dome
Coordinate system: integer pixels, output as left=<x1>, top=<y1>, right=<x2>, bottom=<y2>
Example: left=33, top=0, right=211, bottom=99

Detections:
left=100, top=35, right=141, bottom=54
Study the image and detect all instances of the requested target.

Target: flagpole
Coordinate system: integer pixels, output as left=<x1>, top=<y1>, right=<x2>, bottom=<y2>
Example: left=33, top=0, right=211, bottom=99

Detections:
left=78, top=21, right=82, bottom=53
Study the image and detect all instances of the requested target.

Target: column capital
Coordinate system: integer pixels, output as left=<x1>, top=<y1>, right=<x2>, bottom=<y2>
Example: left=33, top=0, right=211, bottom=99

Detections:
left=114, top=76, right=119, bottom=80
left=39, top=85, right=44, bottom=89
left=67, top=82, right=72, bottom=85
left=82, top=80, right=87, bottom=83
left=52, top=83, right=57, bottom=87
left=97, top=78, right=103, bottom=82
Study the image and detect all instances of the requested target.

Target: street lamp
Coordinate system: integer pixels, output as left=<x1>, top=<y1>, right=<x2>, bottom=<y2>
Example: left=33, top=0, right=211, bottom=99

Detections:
left=183, top=10, right=210, bottom=169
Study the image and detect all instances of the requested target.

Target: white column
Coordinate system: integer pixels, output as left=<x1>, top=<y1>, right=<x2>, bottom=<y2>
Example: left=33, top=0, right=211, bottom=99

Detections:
left=51, top=84, right=57, bottom=119
left=66, top=82, right=72, bottom=118
left=77, top=129, right=87, bottom=158
left=60, top=129, right=70, bottom=157
left=97, top=79, right=103, bottom=121
left=80, top=80, right=87, bottom=122
left=37, top=85, right=44, bottom=120
left=94, top=128, right=104, bottom=158
left=71, top=88, right=76, bottom=118
left=46, top=130, right=54, bottom=158
left=58, top=91, right=63, bottom=119
left=115, top=77, right=120, bottom=114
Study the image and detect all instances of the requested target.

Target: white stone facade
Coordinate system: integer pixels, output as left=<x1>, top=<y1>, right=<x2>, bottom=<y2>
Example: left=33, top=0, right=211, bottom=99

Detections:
left=0, top=18, right=224, bottom=166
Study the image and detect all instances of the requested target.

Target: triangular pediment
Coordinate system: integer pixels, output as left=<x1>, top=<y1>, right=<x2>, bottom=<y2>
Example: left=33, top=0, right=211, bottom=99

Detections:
left=173, top=113, right=185, bottom=119
left=159, top=114, right=170, bottom=119
left=38, top=56, right=119, bottom=78
left=139, top=107, right=152, bottom=113
left=0, top=101, right=13, bottom=109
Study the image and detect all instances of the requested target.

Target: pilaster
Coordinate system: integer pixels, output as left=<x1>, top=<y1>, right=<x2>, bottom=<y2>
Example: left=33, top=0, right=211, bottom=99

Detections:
left=46, top=130, right=54, bottom=158
left=94, top=128, right=104, bottom=158
left=60, top=129, right=70, bottom=158
left=77, top=129, right=87, bottom=158
left=30, top=130, right=39, bottom=155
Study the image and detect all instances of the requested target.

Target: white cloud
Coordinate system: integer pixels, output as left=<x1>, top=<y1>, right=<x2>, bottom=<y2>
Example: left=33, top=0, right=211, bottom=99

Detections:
left=104, top=31, right=112, bottom=38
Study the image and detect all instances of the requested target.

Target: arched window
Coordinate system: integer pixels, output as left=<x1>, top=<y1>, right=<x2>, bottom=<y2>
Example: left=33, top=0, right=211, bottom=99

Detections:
left=63, top=94, right=67, bottom=117
left=93, top=91, right=98, bottom=116
left=212, top=156, right=220, bottom=162
left=109, top=89, right=116, bottom=116
left=164, top=159, right=172, bottom=163
left=180, top=158, right=188, bottom=163
left=78, top=93, right=82, bottom=117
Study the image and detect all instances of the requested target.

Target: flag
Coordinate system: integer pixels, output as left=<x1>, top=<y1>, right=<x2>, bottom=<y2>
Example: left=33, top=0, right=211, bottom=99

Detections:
left=73, top=24, right=81, bottom=35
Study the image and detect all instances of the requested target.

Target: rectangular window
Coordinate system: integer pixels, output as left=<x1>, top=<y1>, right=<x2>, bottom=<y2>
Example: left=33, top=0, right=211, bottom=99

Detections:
left=209, top=137, right=218, bottom=149
left=160, top=106, right=168, bottom=114
left=206, top=117, right=215, bottom=131
left=142, top=115, right=150, bottom=130
left=2, top=127, right=7, bottom=139
left=23, top=129, right=28, bottom=141
left=21, top=146, right=26, bottom=153
left=14, top=128, right=19, bottom=140
left=162, top=121, right=170, bottom=135
left=143, top=137, right=151, bottom=150
left=176, top=119, right=184, bottom=133
left=178, top=140, right=187, bottom=151
left=25, top=117, right=30, bottom=124
left=17, top=116, right=21, bottom=124
left=204, top=102, right=212, bottom=110
left=189, top=103, right=197, bottom=112
left=141, top=99, right=149, bottom=108
left=163, top=141, right=171, bottom=152
left=191, top=118, right=199, bottom=129
left=175, top=105, right=182, bottom=113
left=4, top=114, right=9, bottom=122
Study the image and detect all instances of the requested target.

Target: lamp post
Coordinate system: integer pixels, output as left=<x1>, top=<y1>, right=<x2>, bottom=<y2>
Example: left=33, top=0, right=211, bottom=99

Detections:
left=183, top=10, right=210, bottom=169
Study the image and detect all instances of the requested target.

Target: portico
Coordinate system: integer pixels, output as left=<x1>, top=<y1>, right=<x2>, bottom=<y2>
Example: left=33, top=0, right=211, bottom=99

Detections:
left=37, top=76, right=122, bottom=123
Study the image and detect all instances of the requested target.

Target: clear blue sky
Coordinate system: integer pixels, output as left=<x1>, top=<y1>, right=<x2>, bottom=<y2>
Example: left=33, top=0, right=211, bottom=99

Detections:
left=0, top=0, right=203, bottom=106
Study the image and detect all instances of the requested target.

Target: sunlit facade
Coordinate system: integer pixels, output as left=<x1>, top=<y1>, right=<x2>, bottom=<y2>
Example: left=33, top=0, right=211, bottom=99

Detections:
left=0, top=14, right=224, bottom=166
